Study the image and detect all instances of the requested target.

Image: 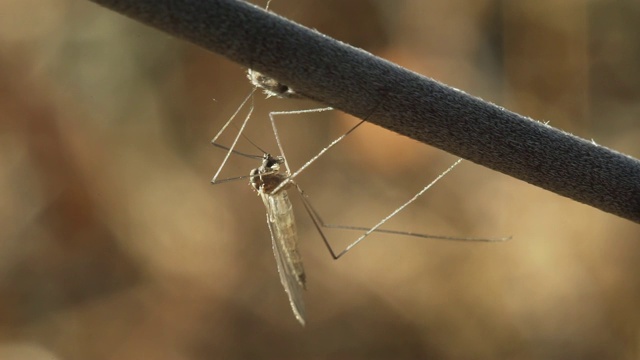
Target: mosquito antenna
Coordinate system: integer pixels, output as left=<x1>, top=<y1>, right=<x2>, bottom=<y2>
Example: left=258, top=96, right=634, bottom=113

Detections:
left=211, top=142, right=263, bottom=160
left=218, top=119, right=271, bottom=156
left=240, top=129, right=270, bottom=156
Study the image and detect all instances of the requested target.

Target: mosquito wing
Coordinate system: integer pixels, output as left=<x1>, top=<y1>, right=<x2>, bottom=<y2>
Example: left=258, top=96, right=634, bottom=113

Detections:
left=263, top=190, right=307, bottom=325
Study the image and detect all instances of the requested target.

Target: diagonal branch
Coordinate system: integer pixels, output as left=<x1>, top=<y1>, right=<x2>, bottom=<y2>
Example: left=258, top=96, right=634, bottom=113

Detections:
left=85, top=0, right=640, bottom=224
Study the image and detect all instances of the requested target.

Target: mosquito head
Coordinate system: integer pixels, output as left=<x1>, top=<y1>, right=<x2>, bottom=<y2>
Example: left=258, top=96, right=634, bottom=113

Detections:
left=264, top=154, right=285, bottom=170
left=250, top=154, right=289, bottom=193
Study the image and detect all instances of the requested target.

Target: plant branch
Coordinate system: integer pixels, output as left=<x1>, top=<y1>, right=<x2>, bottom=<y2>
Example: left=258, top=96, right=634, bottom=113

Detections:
left=85, top=0, right=640, bottom=224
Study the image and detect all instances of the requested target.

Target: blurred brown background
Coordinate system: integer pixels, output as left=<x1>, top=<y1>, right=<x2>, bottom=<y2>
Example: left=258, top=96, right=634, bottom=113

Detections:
left=1, top=0, right=639, bottom=359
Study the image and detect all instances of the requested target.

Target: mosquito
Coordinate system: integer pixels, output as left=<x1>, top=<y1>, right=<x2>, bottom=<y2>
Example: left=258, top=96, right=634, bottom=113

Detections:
left=210, top=87, right=331, bottom=325
left=211, top=71, right=509, bottom=326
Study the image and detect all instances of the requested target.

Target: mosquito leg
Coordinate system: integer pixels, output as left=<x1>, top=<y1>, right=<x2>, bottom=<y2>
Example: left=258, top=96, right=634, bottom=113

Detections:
left=333, top=158, right=463, bottom=258
left=282, top=119, right=365, bottom=192
left=211, top=90, right=256, bottom=184
left=267, top=107, right=334, bottom=176
left=269, top=115, right=366, bottom=195
left=293, top=183, right=340, bottom=260
left=270, top=97, right=386, bottom=194
left=211, top=88, right=255, bottom=145
left=294, top=159, right=509, bottom=259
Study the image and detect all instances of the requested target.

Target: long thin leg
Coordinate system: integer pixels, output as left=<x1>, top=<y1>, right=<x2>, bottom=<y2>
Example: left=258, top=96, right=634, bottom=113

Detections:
left=211, top=88, right=255, bottom=145
left=211, top=89, right=256, bottom=184
left=267, top=107, right=334, bottom=176
left=251, top=102, right=508, bottom=259
left=268, top=99, right=386, bottom=194
left=268, top=108, right=366, bottom=194
left=292, top=161, right=510, bottom=260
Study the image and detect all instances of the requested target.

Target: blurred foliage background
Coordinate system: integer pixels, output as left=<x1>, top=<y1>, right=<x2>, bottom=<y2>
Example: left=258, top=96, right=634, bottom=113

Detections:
left=1, top=0, right=639, bottom=359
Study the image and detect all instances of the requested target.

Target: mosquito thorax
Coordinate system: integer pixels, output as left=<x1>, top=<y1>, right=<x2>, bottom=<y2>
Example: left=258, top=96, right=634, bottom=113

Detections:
left=250, top=154, right=290, bottom=193
left=247, top=69, right=300, bottom=98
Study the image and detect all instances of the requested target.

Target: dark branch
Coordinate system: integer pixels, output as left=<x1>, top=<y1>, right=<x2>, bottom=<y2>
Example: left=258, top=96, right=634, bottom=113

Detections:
left=85, top=0, right=640, bottom=224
